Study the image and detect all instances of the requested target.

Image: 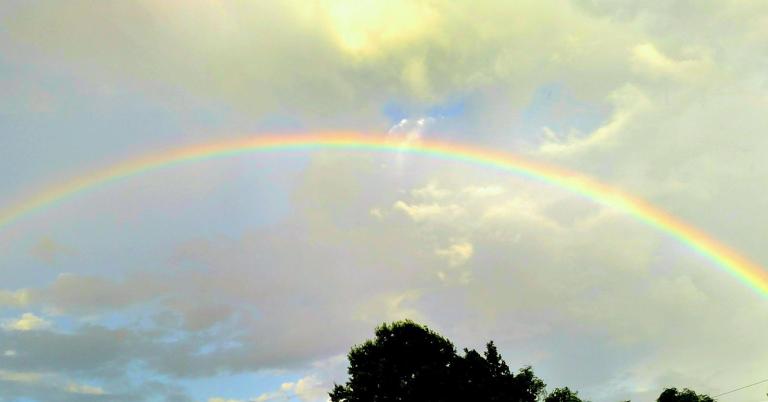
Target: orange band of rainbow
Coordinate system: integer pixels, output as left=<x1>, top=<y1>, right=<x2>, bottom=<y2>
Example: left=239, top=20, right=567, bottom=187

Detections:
left=1, top=133, right=766, bottom=297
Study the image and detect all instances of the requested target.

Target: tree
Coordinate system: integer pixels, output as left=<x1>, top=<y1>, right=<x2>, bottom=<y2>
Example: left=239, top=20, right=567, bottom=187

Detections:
left=545, top=387, right=585, bottom=402
left=329, top=320, right=457, bottom=402
left=453, top=343, right=545, bottom=402
left=330, top=320, right=546, bottom=402
left=329, top=320, right=716, bottom=402
left=510, top=365, right=547, bottom=402
left=657, top=388, right=715, bottom=402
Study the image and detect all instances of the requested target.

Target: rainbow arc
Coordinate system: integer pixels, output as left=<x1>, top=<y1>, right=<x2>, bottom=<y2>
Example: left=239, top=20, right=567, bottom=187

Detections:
left=1, top=133, right=766, bottom=297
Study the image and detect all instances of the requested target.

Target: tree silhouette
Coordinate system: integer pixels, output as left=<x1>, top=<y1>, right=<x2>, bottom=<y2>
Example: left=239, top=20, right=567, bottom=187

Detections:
left=545, top=387, right=586, bottom=402
left=657, top=388, right=715, bottom=402
left=330, top=320, right=546, bottom=402
left=329, top=320, right=457, bottom=402
left=330, top=320, right=717, bottom=402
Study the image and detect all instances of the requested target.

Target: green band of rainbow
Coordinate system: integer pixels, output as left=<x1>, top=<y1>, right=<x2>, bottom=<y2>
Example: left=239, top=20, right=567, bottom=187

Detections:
left=1, top=133, right=766, bottom=297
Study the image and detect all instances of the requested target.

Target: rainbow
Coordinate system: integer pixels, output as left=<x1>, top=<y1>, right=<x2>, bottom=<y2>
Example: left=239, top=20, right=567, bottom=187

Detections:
left=1, top=133, right=767, bottom=297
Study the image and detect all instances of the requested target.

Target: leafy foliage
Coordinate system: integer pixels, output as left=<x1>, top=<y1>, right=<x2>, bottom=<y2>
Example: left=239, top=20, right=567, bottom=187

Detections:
left=330, top=320, right=717, bottom=402
left=330, top=320, right=545, bottom=402
left=545, top=387, right=585, bottom=402
left=657, top=388, right=715, bottom=402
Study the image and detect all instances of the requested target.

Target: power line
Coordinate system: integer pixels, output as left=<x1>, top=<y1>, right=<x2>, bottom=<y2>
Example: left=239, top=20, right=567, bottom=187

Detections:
left=715, top=378, right=768, bottom=398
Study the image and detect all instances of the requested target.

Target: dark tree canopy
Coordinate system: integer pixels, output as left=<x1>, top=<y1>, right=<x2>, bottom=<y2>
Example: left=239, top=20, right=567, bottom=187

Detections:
left=329, top=320, right=717, bottom=402
left=330, top=320, right=546, bottom=402
left=544, top=387, right=585, bottom=402
left=329, top=320, right=457, bottom=402
left=657, top=388, right=715, bottom=402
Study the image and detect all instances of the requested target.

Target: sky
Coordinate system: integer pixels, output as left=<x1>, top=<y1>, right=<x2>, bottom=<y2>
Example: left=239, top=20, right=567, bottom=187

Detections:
left=1, top=1, right=768, bottom=401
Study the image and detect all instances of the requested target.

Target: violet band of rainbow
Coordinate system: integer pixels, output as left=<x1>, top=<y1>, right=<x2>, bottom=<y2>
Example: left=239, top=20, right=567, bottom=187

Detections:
left=1, top=133, right=766, bottom=297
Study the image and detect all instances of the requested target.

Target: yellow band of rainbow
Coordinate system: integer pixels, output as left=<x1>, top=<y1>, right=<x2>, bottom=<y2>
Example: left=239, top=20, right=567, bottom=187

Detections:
left=1, top=133, right=766, bottom=297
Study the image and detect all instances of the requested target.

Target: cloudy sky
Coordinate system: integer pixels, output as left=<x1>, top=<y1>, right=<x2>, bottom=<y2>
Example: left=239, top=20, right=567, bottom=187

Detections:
left=2, top=1, right=768, bottom=401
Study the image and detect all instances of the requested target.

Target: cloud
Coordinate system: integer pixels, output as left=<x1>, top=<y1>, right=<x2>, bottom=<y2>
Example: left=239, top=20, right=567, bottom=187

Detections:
left=318, top=0, right=439, bottom=57
left=0, top=290, right=30, bottom=308
left=4, top=1, right=768, bottom=401
left=65, top=382, right=106, bottom=395
left=29, top=236, right=74, bottom=264
left=537, top=84, right=651, bottom=156
left=1, top=0, right=646, bottom=122
left=630, top=42, right=711, bottom=80
left=461, top=185, right=506, bottom=198
left=387, top=117, right=436, bottom=169
left=4, top=144, right=765, bottom=400
left=2, top=313, right=51, bottom=332
left=393, top=200, right=465, bottom=222
left=435, top=241, right=474, bottom=267
left=0, top=145, right=766, bottom=402
left=0, top=369, right=41, bottom=384
left=32, top=273, right=167, bottom=314
left=286, top=375, right=329, bottom=402
left=0, top=369, right=119, bottom=401
left=356, top=291, right=425, bottom=325
left=249, top=374, right=329, bottom=402
left=388, top=117, right=434, bottom=141
left=411, top=181, right=451, bottom=200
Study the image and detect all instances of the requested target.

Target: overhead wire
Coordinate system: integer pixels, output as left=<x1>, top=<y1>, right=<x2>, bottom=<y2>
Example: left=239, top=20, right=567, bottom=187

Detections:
left=715, top=378, right=768, bottom=398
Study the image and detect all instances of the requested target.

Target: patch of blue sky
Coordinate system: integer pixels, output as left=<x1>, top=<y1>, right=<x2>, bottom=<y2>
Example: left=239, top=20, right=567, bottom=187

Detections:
left=180, top=370, right=304, bottom=401
left=115, top=360, right=184, bottom=399
left=47, top=314, right=78, bottom=333
left=380, top=96, right=478, bottom=145
left=92, top=311, right=143, bottom=332
left=427, top=98, right=469, bottom=119
left=86, top=310, right=274, bottom=398
left=86, top=301, right=188, bottom=334
left=382, top=96, right=469, bottom=125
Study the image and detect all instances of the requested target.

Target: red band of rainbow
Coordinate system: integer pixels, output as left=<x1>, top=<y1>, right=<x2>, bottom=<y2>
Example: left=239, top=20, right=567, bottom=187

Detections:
left=1, top=133, right=766, bottom=297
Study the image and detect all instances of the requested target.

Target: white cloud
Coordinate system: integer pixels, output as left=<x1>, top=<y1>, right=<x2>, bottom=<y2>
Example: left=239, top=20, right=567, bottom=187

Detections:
left=285, top=376, right=329, bottom=402
left=412, top=181, right=451, bottom=200
left=65, top=382, right=105, bottom=395
left=461, top=185, right=506, bottom=198
left=388, top=117, right=434, bottom=138
left=537, top=84, right=650, bottom=156
left=0, top=369, right=41, bottom=384
left=435, top=241, right=474, bottom=267
left=393, top=200, right=464, bottom=222
left=2, top=313, right=51, bottom=331
left=630, top=42, right=711, bottom=80
left=3, top=0, right=645, bottom=116
left=387, top=117, right=436, bottom=169
left=251, top=375, right=329, bottom=402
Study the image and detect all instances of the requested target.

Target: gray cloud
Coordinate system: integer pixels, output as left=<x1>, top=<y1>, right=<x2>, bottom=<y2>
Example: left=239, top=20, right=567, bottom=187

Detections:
left=3, top=152, right=767, bottom=401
